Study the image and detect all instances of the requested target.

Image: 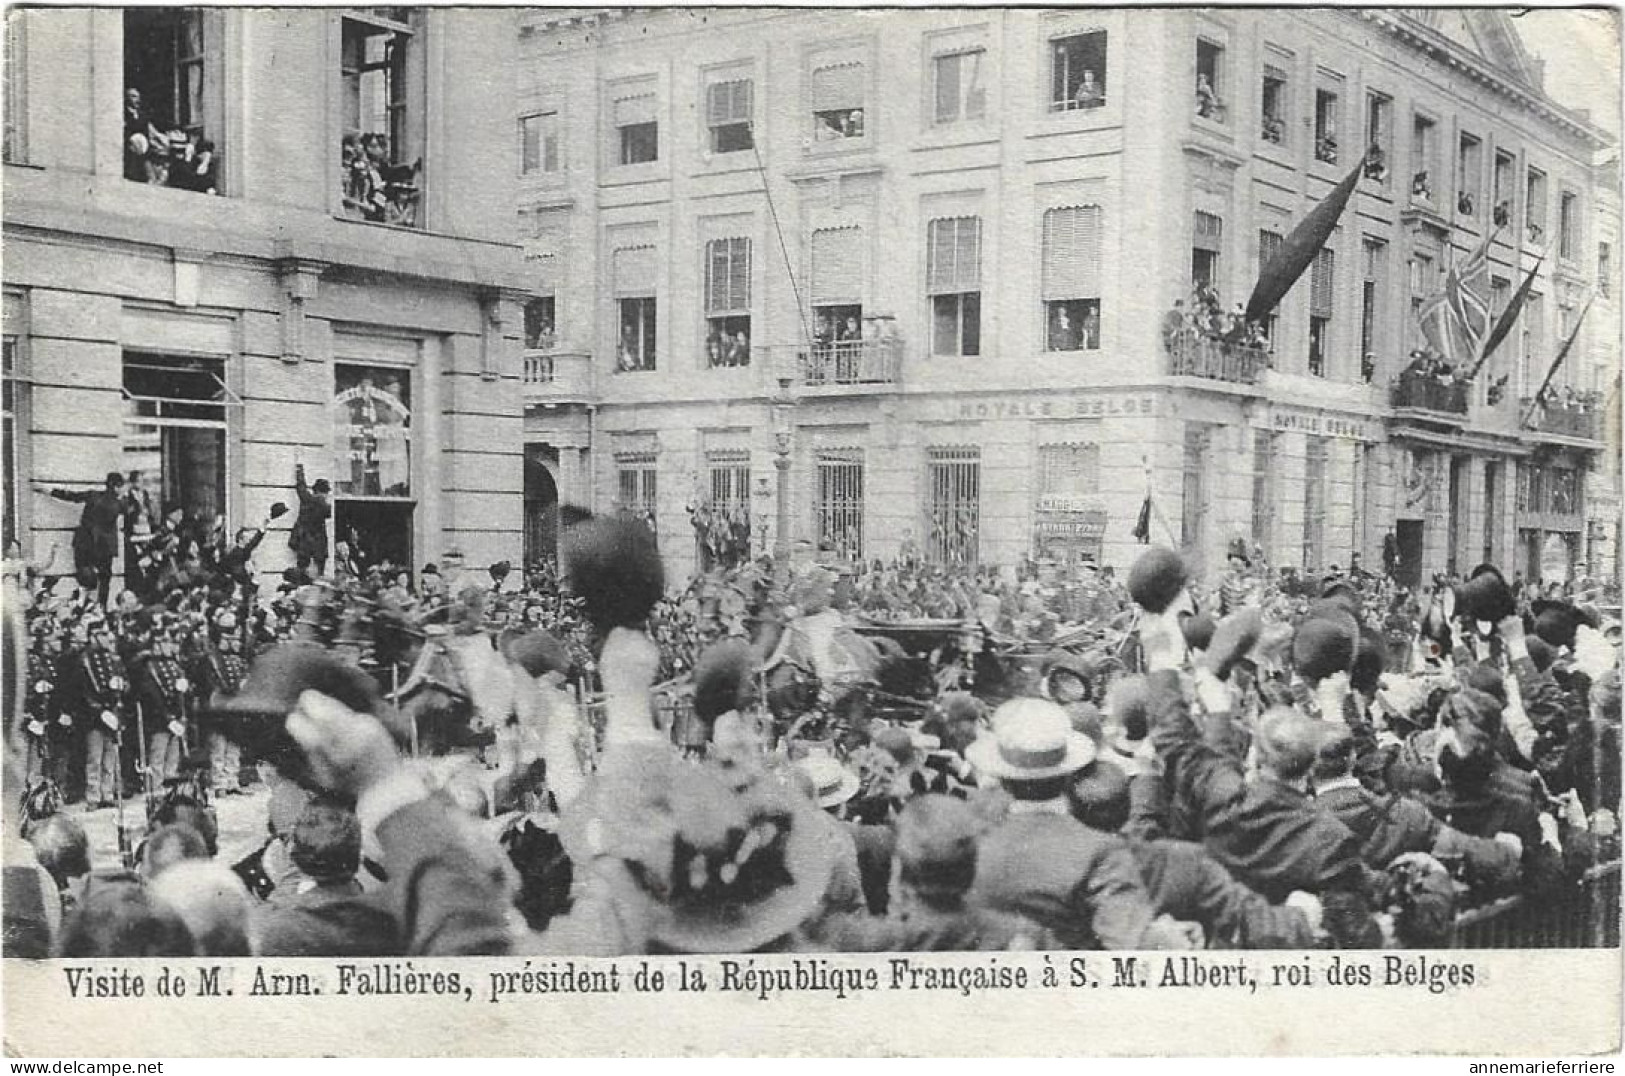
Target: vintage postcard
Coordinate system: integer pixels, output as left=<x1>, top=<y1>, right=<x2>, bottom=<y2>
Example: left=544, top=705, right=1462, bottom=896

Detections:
left=1, top=3, right=1620, bottom=1057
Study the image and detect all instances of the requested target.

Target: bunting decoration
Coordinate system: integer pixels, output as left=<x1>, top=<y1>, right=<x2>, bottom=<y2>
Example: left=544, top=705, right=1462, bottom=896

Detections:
left=1244, top=161, right=1365, bottom=324
left=1469, top=251, right=1544, bottom=380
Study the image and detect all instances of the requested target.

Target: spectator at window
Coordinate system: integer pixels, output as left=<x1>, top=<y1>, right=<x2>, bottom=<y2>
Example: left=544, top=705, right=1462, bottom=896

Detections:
left=1195, top=74, right=1221, bottom=119
left=1160, top=300, right=1187, bottom=353
left=1458, top=191, right=1475, bottom=217
left=1412, top=170, right=1432, bottom=201
left=1364, top=143, right=1388, bottom=182
left=706, top=331, right=724, bottom=368
left=1073, top=70, right=1104, bottom=109
left=123, top=88, right=163, bottom=182
left=727, top=330, right=750, bottom=366
left=1494, top=201, right=1511, bottom=227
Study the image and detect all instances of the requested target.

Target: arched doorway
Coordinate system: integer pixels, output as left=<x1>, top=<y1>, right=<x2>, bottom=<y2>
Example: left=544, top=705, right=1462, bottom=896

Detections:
left=524, top=447, right=560, bottom=568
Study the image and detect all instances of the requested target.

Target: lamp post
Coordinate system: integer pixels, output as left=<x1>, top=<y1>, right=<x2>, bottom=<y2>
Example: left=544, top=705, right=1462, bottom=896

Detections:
left=771, top=375, right=795, bottom=580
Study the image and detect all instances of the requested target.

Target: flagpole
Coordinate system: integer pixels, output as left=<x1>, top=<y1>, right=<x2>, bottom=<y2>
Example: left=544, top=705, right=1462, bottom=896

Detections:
left=1469, top=250, right=1543, bottom=381
left=1520, top=295, right=1594, bottom=428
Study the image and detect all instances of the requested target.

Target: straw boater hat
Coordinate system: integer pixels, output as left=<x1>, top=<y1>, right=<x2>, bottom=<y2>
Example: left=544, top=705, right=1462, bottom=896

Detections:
left=967, top=698, right=1096, bottom=782
left=793, top=753, right=861, bottom=810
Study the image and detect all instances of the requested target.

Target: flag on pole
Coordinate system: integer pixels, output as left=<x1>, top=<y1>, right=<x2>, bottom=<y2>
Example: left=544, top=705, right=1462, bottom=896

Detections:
left=1521, top=295, right=1593, bottom=428
left=1244, top=161, right=1365, bottom=324
left=1132, top=495, right=1152, bottom=544
left=1417, top=228, right=1495, bottom=365
left=1469, top=252, right=1544, bottom=379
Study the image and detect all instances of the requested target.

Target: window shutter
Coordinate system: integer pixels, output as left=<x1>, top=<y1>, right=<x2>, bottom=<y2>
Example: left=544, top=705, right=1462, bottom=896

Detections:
left=707, top=79, right=751, bottom=126
left=705, top=237, right=751, bottom=314
left=1193, top=211, right=1224, bottom=254
left=1311, top=249, right=1335, bottom=316
left=811, top=62, right=864, bottom=112
left=613, top=245, right=657, bottom=296
left=1042, top=206, right=1102, bottom=300
left=810, top=226, right=863, bottom=305
left=1259, top=229, right=1285, bottom=271
left=613, top=93, right=656, bottom=127
left=927, top=217, right=981, bottom=294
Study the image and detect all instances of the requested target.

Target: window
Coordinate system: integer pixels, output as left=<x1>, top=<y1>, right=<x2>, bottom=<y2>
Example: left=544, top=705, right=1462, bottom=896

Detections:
left=1410, top=114, right=1436, bottom=201
left=933, top=49, right=986, bottom=124
left=340, top=11, right=421, bottom=226
left=927, top=217, right=982, bottom=356
left=2, top=338, right=19, bottom=550
left=1515, top=461, right=1535, bottom=513
left=1195, top=39, right=1225, bottom=121
left=1192, top=211, right=1223, bottom=290
left=1309, top=248, right=1334, bottom=377
left=1050, top=30, right=1106, bottom=111
left=698, top=452, right=751, bottom=570
left=1457, top=132, right=1480, bottom=217
left=1360, top=238, right=1385, bottom=378
left=123, top=9, right=220, bottom=194
left=926, top=447, right=979, bottom=566
left=1548, top=467, right=1578, bottom=515
left=1313, top=88, right=1339, bottom=164
left=1526, top=167, right=1548, bottom=240
left=1303, top=436, right=1328, bottom=570
left=1599, top=242, right=1612, bottom=298
left=707, top=78, right=753, bottom=154
left=615, top=453, right=658, bottom=536
left=1521, top=291, right=1544, bottom=394
left=810, top=225, right=864, bottom=347
left=1257, top=229, right=1283, bottom=344
left=524, top=297, right=556, bottom=350
left=1043, top=206, right=1103, bottom=351
left=1364, top=91, right=1392, bottom=182
left=613, top=93, right=658, bottom=165
left=520, top=112, right=560, bottom=175
left=123, top=353, right=234, bottom=528
left=815, top=449, right=864, bottom=562
left=1251, top=432, right=1276, bottom=545
left=811, top=61, right=865, bottom=141
left=5, top=12, right=26, bottom=165
left=1260, top=64, right=1287, bottom=144
left=1559, top=191, right=1579, bottom=261
left=1492, top=150, right=1516, bottom=225
left=1407, top=253, right=1433, bottom=351
left=704, top=237, right=752, bottom=368
left=613, top=244, right=657, bottom=372
left=1181, top=425, right=1209, bottom=552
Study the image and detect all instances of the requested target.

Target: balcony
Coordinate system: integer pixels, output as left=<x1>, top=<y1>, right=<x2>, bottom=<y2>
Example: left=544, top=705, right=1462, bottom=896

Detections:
left=1165, top=331, right=1269, bottom=386
left=522, top=349, right=595, bottom=406
left=1391, top=371, right=1470, bottom=419
left=1521, top=393, right=1605, bottom=443
left=795, top=338, right=902, bottom=389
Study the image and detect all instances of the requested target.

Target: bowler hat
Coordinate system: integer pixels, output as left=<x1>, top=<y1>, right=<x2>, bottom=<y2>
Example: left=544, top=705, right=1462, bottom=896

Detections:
left=1292, top=616, right=1356, bottom=684
left=1454, top=565, right=1515, bottom=623
left=968, top=698, right=1096, bottom=781
left=1204, top=608, right=1263, bottom=680
left=1126, top=547, right=1188, bottom=614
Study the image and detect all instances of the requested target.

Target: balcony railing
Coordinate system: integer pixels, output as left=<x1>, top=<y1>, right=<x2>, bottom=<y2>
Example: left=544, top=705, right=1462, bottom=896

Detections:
left=1521, top=394, right=1605, bottom=441
left=798, top=338, right=902, bottom=387
left=1166, top=332, right=1269, bottom=385
left=1391, top=372, right=1469, bottom=415
left=522, top=349, right=594, bottom=404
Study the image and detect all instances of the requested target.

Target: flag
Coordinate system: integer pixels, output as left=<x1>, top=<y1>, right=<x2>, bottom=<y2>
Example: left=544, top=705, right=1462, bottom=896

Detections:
left=1417, top=228, right=1494, bottom=365
left=1470, top=252, right=1544, bottom=379
left=1521, top=296, right=1593, bottom=427
left=1245, top=161, right=1364, bottom=323
left=1132, top=495, right=1151, bottom=544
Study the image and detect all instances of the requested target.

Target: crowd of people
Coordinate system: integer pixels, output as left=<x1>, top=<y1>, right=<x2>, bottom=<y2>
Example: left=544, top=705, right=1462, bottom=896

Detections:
left=122, top=88, right=218, bottom=194
left=4, top=480, right=1621, bottom=958
left=340, top=131, right=421, bottom=226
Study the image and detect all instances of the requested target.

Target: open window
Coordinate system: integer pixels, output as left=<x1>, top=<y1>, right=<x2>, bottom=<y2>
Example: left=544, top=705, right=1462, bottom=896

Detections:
left=1364, top=91, right=1391, bottom=183
left=704, top=237, right=752, bottom=368
left=1457, top=132, right=1481, bottom=218
left=612, top=92, right=659, bottom=165
left=520, top=111, right=560, bottom=175
left=1050, top=31, right=1106, bottom=111
left=1559, top=190, right=1579, bottom=261
left=1260, top=65, right=1287, bottom=145
left=1314, top=88, right=1339, bottom=164
left=1410, top=114, right=1436, bottom=202
left=1042, top=206, right=1102, bottom=352
left=1195, top=39, right=1226, bottom=121
left=810, top=61, right=865, bottom=142
left=121, top=353, right=239, bottom=530
left=927, top=217, right=982, bottom=357
left=613, top=245, right=658, bottom=371
left=707, top=78, right=753, bottom=154
left=1493, top=149, right=1515, bottom=226
left=340, top=9, right=423, bottom=227
left=933, top=49, right=986, bottom=124
left=122, top=9, right=220, bottom=193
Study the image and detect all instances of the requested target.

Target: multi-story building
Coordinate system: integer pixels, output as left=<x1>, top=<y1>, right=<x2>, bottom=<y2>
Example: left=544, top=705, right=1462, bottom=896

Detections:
left=517, top=7, right=1616, bottom=586
left=1583, top=147, right=1621, bottom=587
left=4, top=8, right=528, bottom=577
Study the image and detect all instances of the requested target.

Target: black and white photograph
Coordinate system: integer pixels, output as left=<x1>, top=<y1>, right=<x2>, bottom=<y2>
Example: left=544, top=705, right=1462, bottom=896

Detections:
left=0, top=3, right=1621, bottom=1058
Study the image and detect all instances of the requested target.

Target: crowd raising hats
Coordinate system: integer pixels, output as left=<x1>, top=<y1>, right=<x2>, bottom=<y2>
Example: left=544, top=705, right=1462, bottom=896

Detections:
left=2, top=515, right=1619, bottom=959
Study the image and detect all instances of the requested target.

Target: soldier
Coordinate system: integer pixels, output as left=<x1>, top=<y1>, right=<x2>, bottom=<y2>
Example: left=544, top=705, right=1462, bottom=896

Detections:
left=23, top=616, right=62, bottom=790
left=1218, top=537, right=1263, bottom=617
left=193, top=607, right=250, bottom=794
left=134, top=616, right=193, bottom=789
left=57, top=610, right=130, bottom=809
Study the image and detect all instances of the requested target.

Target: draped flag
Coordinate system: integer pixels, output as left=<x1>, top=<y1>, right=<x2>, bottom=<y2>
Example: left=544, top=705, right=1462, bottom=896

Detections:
left=1469, top=251, right=1543, bottom=380
left=1418, top=228, right=1494, bottom=365
left=1245, top=161, right=1364, bottom=324
left=1521, top=296, right=1593, bottom=427
left=1131, top=495, right=1152, bottom=544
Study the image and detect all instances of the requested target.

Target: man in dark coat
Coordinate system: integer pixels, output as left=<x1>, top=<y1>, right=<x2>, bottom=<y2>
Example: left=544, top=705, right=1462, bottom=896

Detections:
left=45, top=473, right=125, bottom=606
left=289, top=464, right=331, bottom=577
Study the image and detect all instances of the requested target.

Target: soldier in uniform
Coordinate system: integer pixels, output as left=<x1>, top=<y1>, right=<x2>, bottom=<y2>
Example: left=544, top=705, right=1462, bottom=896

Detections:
left=133, top=616, right=194, bottom=789
left=23, top=616, right=62, bottom=789
left=192, top=607, right=250, bottom=794
left=1218, top=537, right=1263, bottom=617
left=57, top=610, right=130, bottom=809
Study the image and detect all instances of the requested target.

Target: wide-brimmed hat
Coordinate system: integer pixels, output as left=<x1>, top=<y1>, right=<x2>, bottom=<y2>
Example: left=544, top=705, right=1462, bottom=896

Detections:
left=794, top=753, right=861, bottom=809
left=967, top=698, right=1096, bottom=782
left=563, top=750, right=834, bottom=953
left=1454, top=564, right=1515, bottom=623
left=1126, top=547, right=1188, bottom=614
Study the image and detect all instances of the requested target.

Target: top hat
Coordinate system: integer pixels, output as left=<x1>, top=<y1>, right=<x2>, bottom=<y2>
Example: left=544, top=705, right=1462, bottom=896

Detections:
left=1126, top=547, right=1188, bottom=614
left=1292, top=616, right=1357, bottom=684
left=1454, top=565, right=1515, bottom=623
left=967, top=698, right=1096, bottom=782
